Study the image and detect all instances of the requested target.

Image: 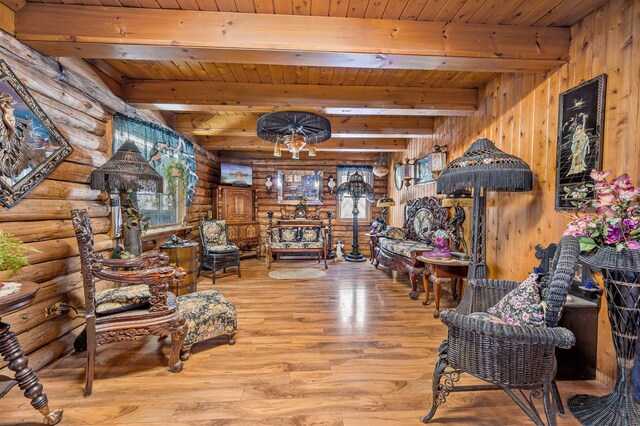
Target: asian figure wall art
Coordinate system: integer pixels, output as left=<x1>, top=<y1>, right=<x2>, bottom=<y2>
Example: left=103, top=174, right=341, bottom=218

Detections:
left=0, top=60, right=72, bottom=208
left=555, top=74, right=606, bottom=210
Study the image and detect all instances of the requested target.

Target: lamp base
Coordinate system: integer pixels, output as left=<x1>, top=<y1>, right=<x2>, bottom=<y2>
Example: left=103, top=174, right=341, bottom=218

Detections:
left=345, top=252, right=366, bottom=262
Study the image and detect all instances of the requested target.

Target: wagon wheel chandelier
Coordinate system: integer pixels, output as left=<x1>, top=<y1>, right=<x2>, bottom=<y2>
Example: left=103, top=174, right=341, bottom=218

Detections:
left=256, top=111, right=331, bottom=159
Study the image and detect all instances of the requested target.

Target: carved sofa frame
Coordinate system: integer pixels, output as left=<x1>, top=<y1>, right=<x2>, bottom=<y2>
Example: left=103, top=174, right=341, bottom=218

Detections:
left=373, top=197, right=460, bottom=300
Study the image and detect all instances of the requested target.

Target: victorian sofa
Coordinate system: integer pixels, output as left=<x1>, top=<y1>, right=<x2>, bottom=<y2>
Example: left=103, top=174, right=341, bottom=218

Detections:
left=267, top=223, right=328, bottom=269
left=372, top=197, right=464, bottom=299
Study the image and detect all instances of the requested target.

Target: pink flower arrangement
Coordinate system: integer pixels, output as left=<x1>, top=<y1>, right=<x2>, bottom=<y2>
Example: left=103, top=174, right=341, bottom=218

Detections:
left=564, top=170, right=640, bottom=252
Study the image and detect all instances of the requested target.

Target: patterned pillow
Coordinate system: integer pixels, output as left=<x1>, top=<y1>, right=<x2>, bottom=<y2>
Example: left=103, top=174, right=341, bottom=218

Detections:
left=487, top=274, right=545, bottom=327
left=468, top=312, right=507, bottom=324
left=202, top=220, right=227, bottom=245
left=279, top=227, right=299, bottom=242
left=95, top=284, right=150, bottom=315
left=301, top=228, right=321, bottom=242
left=384, top=226, right=408, bottom=240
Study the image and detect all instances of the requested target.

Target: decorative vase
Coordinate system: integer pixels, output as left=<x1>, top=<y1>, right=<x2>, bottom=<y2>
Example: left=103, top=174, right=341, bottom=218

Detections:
left=569, top=247, right=640, bottom=425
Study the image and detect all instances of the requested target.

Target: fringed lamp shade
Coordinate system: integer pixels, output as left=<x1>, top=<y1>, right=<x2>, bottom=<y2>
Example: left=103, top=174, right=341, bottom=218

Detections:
left=436, top=138, right=533, bottom=280
left=437, top=138, right=533, bottom=193
left=90, top=140, right=163, bottom=193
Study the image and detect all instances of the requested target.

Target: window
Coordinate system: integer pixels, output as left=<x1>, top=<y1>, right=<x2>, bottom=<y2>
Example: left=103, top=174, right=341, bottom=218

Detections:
left=337, top=166, right=374, bottom=222
left=112, top=115, right=196, bottom=230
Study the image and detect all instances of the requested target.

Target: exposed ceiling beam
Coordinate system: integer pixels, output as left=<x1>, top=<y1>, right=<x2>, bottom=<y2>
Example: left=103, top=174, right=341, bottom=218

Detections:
left=15, top=5, right=570, bottom=73
left=0, top=3, right=13, bottom=34
left=0, top=0, right=25, bottom=12
left=177, top=114, right=434, bottom=138
left=123, top=81, right=478, bottom=116
left=199, top=137, right=408, bottom=152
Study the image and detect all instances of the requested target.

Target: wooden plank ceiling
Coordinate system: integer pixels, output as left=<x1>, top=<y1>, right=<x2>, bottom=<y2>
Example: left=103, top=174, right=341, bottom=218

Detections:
left=12, top=0, right=608, bottom=153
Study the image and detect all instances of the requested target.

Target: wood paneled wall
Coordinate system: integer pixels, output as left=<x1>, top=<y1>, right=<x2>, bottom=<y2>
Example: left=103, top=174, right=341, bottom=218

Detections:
left=389, top=0, right=640, bottom=386
left=0, top=31, right=217, bottom=374
left=219, top=152, right=387, bottom=257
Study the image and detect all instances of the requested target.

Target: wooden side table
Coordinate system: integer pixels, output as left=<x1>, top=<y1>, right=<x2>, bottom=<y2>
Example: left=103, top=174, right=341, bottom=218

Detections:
left=417, top=256, right=470, bottom=318
left=160, top=241, right=199, bottom=295
left=0, top=281, right=63, bottom=425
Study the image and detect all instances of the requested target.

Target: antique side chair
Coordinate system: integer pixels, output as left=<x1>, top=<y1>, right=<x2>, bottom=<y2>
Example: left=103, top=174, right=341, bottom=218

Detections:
left=423, top=236, right=580, bottom=426
left=71, top=209, right=188, bottom=396
left=199, top=219, right=241, bottom=284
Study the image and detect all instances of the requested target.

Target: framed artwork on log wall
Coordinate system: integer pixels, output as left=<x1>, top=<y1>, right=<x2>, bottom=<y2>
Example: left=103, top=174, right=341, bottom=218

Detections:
left=555, top=74, right=607, bottom=211
left=277, top=170, right=323, bottom=205
left=0, top=60, right=73, bottom=208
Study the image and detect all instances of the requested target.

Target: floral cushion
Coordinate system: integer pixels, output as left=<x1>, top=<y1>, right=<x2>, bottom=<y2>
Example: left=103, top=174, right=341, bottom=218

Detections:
left=271, top=241, right=324, bottom=249
left=279, top=227, right=299, bottom=242
left=468, top=312, right=507, bottom=324
left=177, top=290, right=237, bottom=347
left=205, top=243, right=238, bottom=253
left=413, top=209, right=434, bottom=240
left=202, top=220, right=227, bottom=246
left=95, top=284, right=150, bottom=315
left=384, top=226, right=408, bottom=240
left=378, top=237, right=432, bottom=259
left=487, top=274, right=545, bottom=327
left=301, top=227, right=322, bottom=242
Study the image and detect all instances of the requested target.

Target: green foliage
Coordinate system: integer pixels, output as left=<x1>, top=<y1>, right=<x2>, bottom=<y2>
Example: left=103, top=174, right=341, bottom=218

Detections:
left=164, top=160, right=188, bottom=199
left=0, top=230, right=39, bottom=277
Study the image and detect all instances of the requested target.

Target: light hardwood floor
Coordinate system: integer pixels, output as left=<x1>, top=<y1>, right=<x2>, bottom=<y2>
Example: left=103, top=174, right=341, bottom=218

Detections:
left=2, top=259, right=608, bottom=425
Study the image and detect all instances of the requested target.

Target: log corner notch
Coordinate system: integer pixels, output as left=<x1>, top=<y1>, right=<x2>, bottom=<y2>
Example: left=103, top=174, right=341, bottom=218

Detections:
left=14, top=4, right=571, bottom=73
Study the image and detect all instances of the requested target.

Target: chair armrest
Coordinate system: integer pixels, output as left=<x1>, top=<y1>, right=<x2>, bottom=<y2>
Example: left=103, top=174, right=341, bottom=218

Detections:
left=463, top=279, right=521, bottom=313
left=96, top=252, right=169, bottom=270
left=92, top=265, right=186, bottom=312
left=440, top=310, right=576, bottom=349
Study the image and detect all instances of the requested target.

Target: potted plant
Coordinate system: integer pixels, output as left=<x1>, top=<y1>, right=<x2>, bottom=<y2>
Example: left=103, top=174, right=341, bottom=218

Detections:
left=164, top=159, right=188, bottom=199
left=0, top=230, right=39, bottom=289
left=564, top=170, right=640, bottom=424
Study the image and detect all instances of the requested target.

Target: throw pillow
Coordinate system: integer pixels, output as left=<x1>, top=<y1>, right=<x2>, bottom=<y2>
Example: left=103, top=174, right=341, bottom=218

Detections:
left=384, top=226, right=408, bottom=240
left=301, top=227, right=321, bottom=242
left=279, top=227, right=299, bottom=242
left=487, top=274, right=545, bottom=327
left=468, top=312, right=507, bottom=324
left=95, top=284, right=151, bottom=315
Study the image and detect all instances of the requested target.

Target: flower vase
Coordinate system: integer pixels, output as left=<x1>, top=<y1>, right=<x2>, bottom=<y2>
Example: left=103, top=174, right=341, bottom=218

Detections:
left=569, top=247, right=640, bottom=425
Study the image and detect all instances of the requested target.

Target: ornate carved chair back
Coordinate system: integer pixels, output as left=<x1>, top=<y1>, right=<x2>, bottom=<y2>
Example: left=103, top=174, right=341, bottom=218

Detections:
left=200, top=219, right=229, bottom=251
left=542, top=235, right=580, bottom=327
left=71, top=209, right=98, bottom=330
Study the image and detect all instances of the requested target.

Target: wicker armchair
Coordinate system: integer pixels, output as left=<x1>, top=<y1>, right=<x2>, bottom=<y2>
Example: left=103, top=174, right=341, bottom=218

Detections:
left=423, top=236, right=579, bottom=426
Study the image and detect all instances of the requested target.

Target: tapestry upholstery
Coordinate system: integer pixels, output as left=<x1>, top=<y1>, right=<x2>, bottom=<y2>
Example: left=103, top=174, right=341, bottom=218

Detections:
left=95, top=284, right=150, bottom=315
left=271, top=241, right=324, bottom=249
left=279, top=227, right=299, bottom=242
left=383, top=226, right=408, bottom=240
left=205, top=243, right=238, bottom=253
left=487, top=274, right=546, bottom=327
left=177, top=290, right=237, bottom=347
left=301, top=227, right=322, bottom=242
left=378, top=237, right=432, bottom=259
left=202, top=220, right=229, bottom=247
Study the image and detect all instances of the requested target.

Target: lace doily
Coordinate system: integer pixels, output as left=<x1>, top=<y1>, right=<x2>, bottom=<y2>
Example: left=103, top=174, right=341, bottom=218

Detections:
left=0, top=282, right=21, bottom=298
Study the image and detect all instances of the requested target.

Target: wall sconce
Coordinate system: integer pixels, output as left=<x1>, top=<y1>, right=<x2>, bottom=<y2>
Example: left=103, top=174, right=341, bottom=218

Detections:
left=265, top=174, right=273, bottom=195
left=327, top=175, right=336, bottom=194
left=430, top=145, right=448, bottom=178
left=402, top=158, right=414, bottom=187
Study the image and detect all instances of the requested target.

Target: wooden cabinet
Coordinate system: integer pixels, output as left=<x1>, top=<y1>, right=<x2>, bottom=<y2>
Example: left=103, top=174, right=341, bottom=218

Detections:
left=216, top=186, right=261, bottom=257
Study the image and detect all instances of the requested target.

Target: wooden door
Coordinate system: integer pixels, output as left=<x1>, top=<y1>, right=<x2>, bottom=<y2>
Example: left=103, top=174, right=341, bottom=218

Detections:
left=222, top=187, right=254, bottom=222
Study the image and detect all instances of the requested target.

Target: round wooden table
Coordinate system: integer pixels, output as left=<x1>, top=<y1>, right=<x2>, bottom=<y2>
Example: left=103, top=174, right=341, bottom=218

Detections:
left=0, top=281, right=63, bottom=425
left=417, top=256, right=470, bottom=318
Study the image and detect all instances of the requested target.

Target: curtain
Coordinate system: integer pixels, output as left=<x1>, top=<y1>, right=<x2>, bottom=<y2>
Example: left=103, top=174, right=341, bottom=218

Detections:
left=112, top=115, right=198, bottom=205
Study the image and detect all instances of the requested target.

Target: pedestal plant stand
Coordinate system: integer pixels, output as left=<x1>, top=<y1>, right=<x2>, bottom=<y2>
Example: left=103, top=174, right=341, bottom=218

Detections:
left=569, top=247, right=640, bottom=425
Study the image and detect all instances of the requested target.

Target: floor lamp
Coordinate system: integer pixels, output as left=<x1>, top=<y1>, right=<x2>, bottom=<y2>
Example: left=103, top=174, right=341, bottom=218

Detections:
left=337, top=171, right=375, bottom=262
left=377, top=194, right=396, bottom=230
left=90, top=140, right=164, bottom=257
left=436, top=138, right=533, bottom=280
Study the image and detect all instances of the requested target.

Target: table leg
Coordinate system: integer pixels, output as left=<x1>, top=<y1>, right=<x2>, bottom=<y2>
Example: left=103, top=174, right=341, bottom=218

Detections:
left=434, top=280, right=441, bottom=318
left=421, top=272, right=430, bottom=306
left=0, top=320, right=63, bottom=425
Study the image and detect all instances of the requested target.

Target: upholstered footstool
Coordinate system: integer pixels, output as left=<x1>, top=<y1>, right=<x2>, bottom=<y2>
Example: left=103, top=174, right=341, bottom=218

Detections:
left=176, top=290, right=237, bottom=361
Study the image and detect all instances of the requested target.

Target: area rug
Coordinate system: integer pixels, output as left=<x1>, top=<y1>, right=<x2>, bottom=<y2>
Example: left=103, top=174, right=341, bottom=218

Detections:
left=269, top=268, right=327, bottom=280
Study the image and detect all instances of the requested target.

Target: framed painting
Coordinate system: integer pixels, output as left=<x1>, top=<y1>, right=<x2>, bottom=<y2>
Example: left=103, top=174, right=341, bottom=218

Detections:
left=277, top=170, right=323, bottom=205
left=414, top=154, right=436, bottom=186
left=555, top=74, right=607, bottom=210
left=0, top=60, right=73, bottom=208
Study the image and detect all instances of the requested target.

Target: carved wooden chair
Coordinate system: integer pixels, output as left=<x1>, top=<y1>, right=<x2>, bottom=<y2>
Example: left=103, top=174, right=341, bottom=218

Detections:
left=198, top=219, right=241, bottom=284
left=423, top=236, right=579, bottom=426
left=71, top=209, right=188, bottom=397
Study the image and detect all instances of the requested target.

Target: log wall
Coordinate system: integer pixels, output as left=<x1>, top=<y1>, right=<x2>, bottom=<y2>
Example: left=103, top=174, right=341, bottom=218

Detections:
left=389, top=0, right=640, bottom=386
left=218, top=152, right=387, bottom=258
left=0, top=30, right=216, bottom=374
